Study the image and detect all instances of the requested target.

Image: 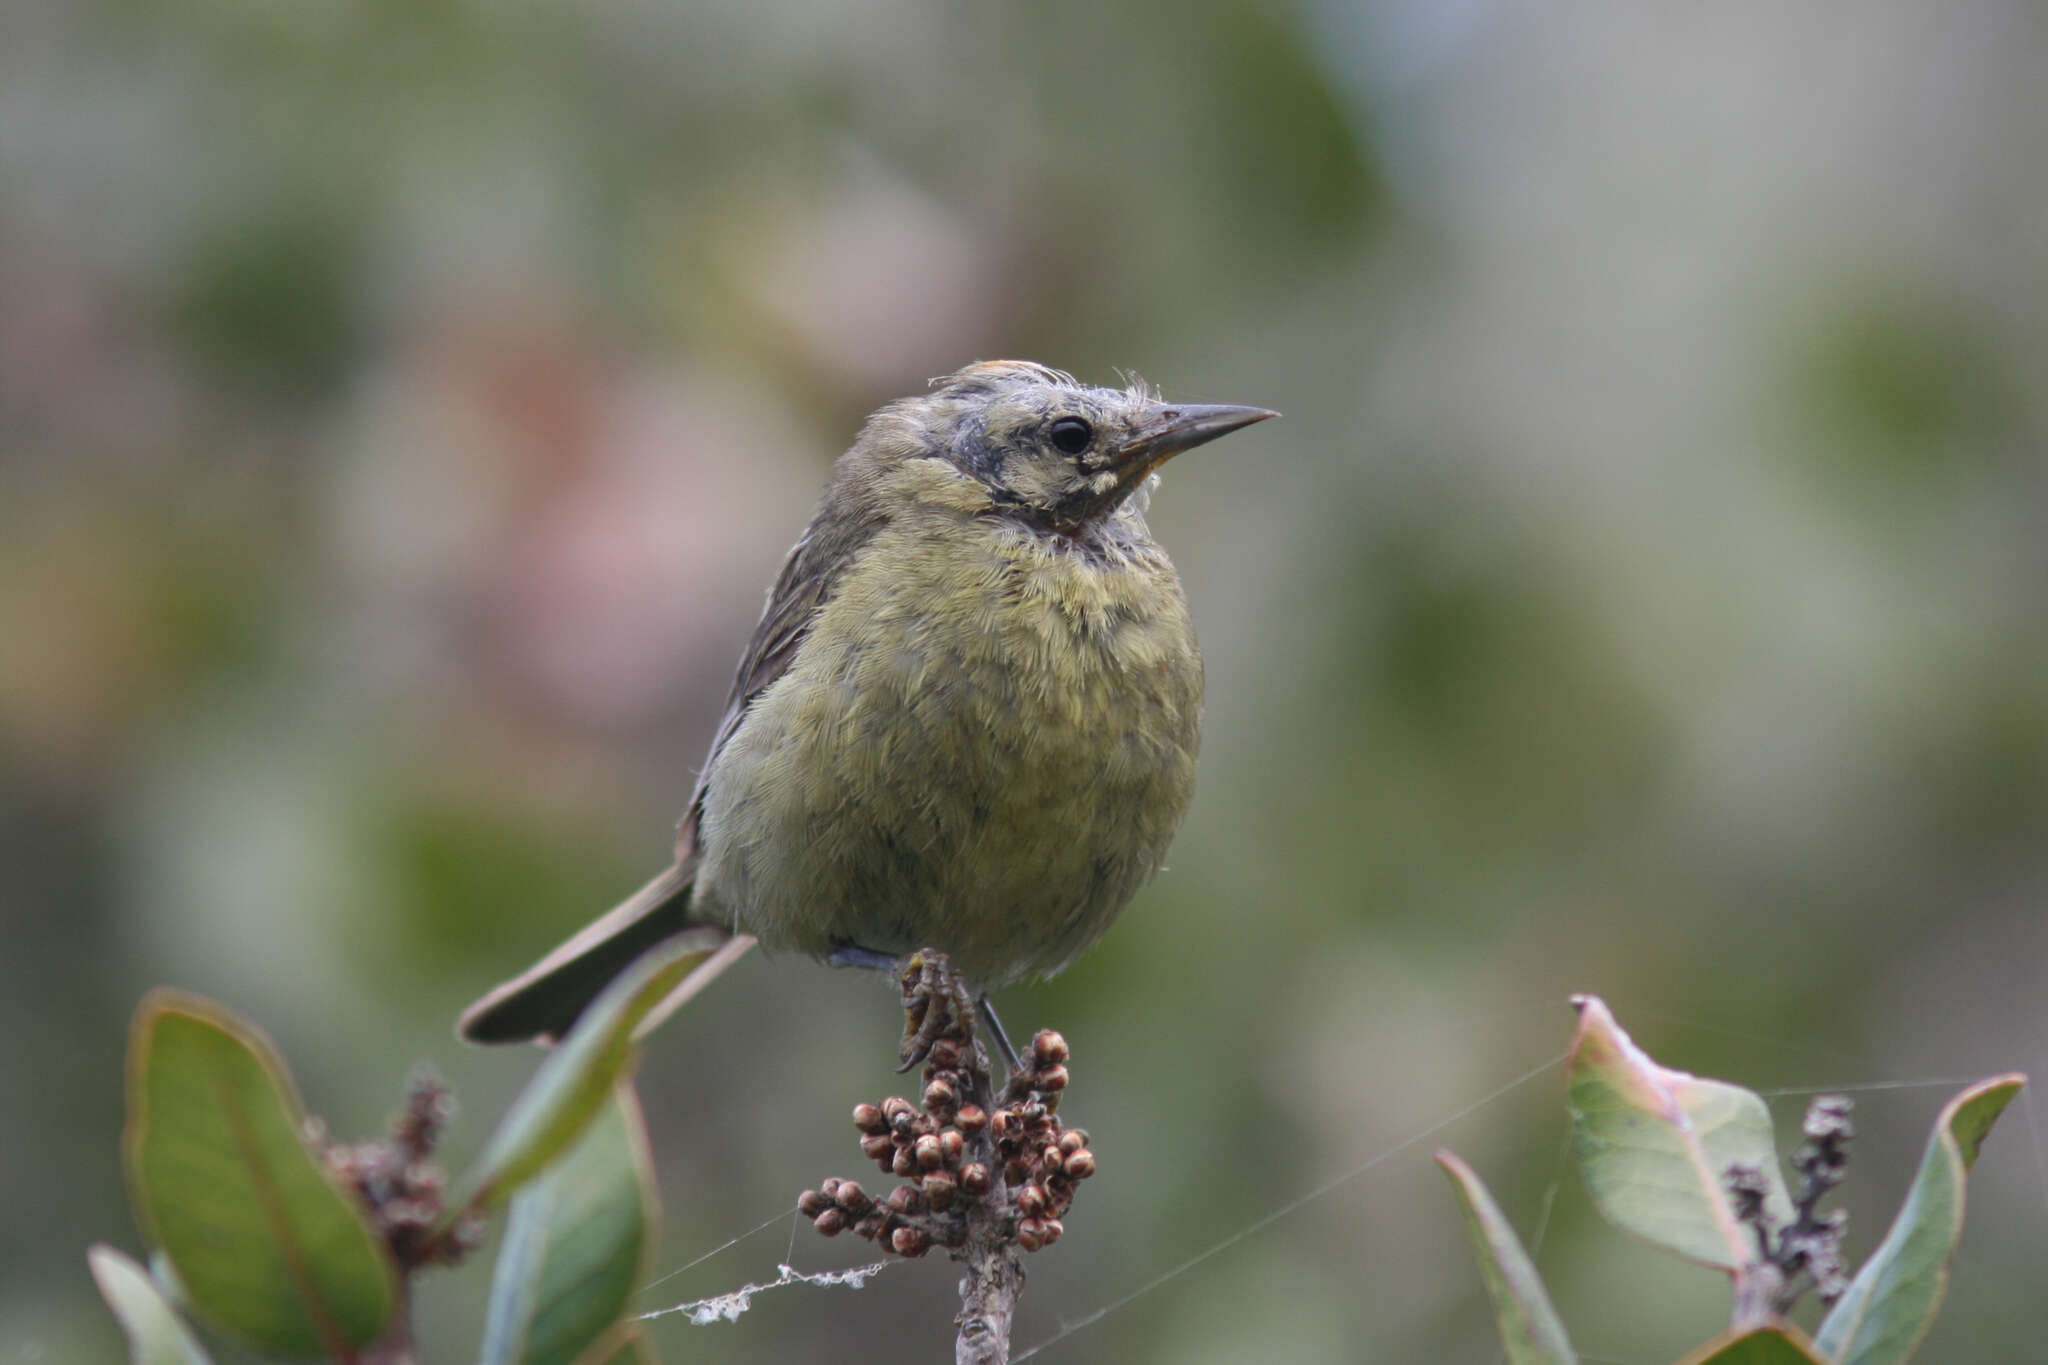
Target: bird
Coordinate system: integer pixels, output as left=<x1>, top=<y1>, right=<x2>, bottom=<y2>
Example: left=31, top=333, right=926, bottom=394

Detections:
left=458, top=360, right=1276, bottom=1058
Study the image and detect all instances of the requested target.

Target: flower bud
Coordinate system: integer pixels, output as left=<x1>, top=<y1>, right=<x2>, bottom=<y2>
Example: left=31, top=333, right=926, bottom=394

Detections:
left=915, top=1134, right=944, bottom=1170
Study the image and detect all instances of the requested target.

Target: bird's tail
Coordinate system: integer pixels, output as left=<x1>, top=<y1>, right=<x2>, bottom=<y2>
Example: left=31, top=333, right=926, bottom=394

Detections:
left=457, top=861, right=751, bottom=1044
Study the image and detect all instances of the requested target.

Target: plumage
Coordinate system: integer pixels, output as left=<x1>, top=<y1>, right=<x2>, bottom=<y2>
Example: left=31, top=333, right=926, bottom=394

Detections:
left=459, top=361, right=1274, bottom=1044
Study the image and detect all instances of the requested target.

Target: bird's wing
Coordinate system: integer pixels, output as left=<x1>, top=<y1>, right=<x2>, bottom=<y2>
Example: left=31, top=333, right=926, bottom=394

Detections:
left=679, top=502, right=880, bottom=853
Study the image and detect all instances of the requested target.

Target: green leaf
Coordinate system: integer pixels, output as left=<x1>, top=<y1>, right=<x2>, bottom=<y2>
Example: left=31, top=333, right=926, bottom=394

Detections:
left=123, top=991, right=397, bottom=1357
left=481, top=1084, right=659, bottom=1365
left=1567, top=995, right=1793, bottom=1270
left=1435, top=1151, right=1577, bottom=1365
left=1673, top=1323, right=1831, bottom=1365
left=88, top=1245, right=217, bottom=1365
left=451, top=931, right=720, bottom=1218
left=1813, top=1073, right=2025, bottom=1365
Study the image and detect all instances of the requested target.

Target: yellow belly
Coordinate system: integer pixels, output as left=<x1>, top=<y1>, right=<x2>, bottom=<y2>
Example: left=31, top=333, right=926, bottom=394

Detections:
left=694, top=511, right=1202, bottom=986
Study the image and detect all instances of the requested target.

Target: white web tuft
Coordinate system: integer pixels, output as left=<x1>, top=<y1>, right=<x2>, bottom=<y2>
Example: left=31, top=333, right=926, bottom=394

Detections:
left=641, top=1260, right=890, bottom=1326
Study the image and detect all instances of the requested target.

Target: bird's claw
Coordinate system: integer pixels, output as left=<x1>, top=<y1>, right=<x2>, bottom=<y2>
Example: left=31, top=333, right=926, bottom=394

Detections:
left=896, top=951, right=985, bottom=1074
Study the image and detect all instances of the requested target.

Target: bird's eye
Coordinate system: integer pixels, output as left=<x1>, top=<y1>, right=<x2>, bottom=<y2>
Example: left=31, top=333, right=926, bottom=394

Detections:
left=1047, top=416, right=1094, bottom=455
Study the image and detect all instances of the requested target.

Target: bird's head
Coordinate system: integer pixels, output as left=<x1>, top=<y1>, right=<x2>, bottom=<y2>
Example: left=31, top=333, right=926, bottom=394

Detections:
left=870, top=361, right=1277, bottom=535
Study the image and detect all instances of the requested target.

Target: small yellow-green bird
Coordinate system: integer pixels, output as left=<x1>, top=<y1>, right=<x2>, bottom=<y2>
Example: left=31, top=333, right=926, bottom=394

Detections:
left=459, top=361, right=1275, bottom=1055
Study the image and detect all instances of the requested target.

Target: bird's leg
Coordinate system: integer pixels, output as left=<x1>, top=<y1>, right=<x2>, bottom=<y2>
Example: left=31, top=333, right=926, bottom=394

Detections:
left=835, top=944, right=1018, bottom=1076
left=976, top=994, right=1024, bottom=1076
left=828, top=942, right=903, bottom=975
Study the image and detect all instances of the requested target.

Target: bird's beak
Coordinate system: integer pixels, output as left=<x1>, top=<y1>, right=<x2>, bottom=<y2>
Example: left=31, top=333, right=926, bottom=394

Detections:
left=1114, top=403, right=1279, bottom=482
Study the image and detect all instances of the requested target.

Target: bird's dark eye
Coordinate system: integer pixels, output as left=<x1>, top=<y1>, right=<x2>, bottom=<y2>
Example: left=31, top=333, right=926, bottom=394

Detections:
left=1047, top=416, right=1094, bottom=455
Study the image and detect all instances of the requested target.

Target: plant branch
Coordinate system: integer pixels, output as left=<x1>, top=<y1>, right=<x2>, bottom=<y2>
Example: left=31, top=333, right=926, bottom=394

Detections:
left=1725, top=1094, right=1854, bottom=1327
left=797, top=951, right=1095, bottom=1365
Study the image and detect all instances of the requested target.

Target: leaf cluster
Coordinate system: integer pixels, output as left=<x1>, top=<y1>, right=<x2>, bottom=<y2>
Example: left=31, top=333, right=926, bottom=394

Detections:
left=93, top=931, right=732, bottom=1365
left=1438, top=996, right=2024, bottom=1365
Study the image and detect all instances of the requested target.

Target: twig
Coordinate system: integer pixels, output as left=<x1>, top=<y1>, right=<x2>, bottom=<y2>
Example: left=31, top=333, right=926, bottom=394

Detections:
left=796, top=951, right=1095, bottom=1365
left=1725, top=1094, right=1854, bottom=1327
left=310, top=1069, right=484, bottom=1363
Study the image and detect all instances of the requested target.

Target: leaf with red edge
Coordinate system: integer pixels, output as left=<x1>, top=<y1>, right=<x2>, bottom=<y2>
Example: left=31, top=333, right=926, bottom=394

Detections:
left=1814, top=1073, right=2025, bottom=1365
left=1567, top=995, right=1792, bottom=1271
left=1437, top=1150, right=1577, bottom=1364
left=124, top=991, right=396, bottom=1356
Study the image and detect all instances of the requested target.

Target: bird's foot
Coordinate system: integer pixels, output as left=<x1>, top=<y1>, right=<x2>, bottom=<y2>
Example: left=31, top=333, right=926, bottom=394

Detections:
left=895, top=950, right=986, bottom=1075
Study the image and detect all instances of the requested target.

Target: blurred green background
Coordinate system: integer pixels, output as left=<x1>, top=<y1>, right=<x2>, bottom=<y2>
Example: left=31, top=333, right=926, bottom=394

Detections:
left=4, top=1, right=2045, bottom=1361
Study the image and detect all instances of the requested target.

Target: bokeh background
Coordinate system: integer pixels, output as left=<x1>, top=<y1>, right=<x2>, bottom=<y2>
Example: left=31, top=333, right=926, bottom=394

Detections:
left=5, top=0, right=2045, bottom=1361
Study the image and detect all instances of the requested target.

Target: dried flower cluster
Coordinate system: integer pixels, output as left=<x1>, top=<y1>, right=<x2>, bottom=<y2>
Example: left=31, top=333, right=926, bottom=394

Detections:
left=1727, top=1093, right=1854, bottom=1315
left=797, top=956, right=1096, bottom=1261
left=1780, top=1094, right=1854, bottom=1304
left=313, top=1067, right=484, bottom=1270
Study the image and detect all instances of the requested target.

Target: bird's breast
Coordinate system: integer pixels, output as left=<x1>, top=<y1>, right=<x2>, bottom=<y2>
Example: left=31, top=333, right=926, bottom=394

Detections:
left=695, top=510, right=1203, bottom=985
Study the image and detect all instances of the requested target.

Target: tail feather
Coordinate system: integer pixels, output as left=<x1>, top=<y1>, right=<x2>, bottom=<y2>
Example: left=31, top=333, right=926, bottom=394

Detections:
left=458, top=862, right=723, bottom=1044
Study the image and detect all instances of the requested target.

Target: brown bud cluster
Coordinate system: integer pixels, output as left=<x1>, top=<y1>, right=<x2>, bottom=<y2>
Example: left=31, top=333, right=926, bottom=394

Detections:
left=317, top=1068, right=482, bottom=1269
left=796, top=956, right=1099, bottom=1262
